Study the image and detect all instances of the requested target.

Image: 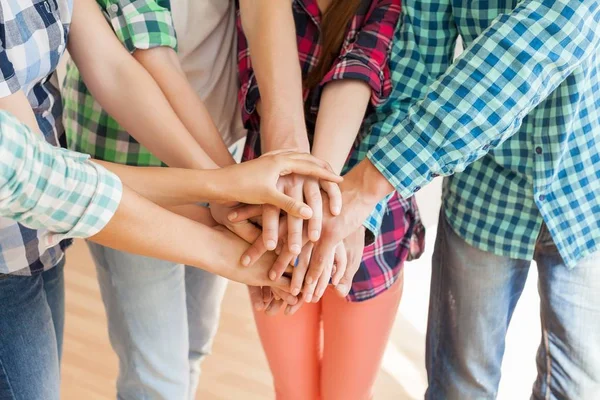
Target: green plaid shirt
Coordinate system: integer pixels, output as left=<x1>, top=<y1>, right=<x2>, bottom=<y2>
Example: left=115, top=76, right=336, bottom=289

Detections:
left=365, top=0, right=600, bottom=267
left=0, top=110, right=122, bottom=269
left=63, top=0, right=177, bottom=166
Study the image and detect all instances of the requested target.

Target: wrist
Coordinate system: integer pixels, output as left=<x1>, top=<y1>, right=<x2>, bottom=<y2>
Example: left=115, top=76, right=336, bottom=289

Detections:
left=260, top=118, right=309, bottom=153
left=342, top=159, right=394, bottom=207
left=194, top=169, right=232, bottom=203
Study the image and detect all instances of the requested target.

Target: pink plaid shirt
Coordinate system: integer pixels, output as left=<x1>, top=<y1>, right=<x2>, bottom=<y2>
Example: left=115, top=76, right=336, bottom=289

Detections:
left=236, top=0, right=425, bottom=302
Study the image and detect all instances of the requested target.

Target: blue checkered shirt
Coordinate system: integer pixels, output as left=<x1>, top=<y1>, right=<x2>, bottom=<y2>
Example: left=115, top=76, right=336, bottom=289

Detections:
left=0, top=0, right=73, bottom=274
left=365, top=0, right=600, bottom=267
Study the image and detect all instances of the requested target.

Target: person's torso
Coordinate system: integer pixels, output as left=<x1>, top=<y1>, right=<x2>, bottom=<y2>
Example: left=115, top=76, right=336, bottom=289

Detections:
left=242, top=0, right=376, bottom=164
left=374, top=0, right=600, bottom=266
left=170, top=0, right=244, bottom=147
left=63, top=0, right=244, bottom=167
left=239, top=0, right=425, bottom=302
left=0, top=0, right=73, bottom=275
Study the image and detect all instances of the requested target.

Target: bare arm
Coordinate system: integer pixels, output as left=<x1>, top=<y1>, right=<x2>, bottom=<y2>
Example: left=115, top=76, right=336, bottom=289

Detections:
left=91, top=186, right=292, bottom=289
left=312, top=80, right=371, bottom=174
left=67, top=0, right=214, bottom=170
left=238, top=0, right=308, bottom=151
left=94, top=151, right=342, bottom=216
left=133, top=47, right=234, bottom=168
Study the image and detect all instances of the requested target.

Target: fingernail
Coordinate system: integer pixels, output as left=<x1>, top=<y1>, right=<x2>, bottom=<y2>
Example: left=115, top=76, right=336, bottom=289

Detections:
left=312, top=296, right=320, bottom=303
left=331, top=206, right=341, bottom=215
left=306, top=276, right=313, bottom=285
left=290, top=244, right=301, bottom=254
left=269, top=270, right=277, bottom=281
left=266, top=240, right=277, bottom=250
left=292, top=287, right=300, bottom=296
left=266, top=303, right=273, bottom=312
left=228, top=212, right=237, bottom=221
left=285, top=306, right=292, bottom=315
left=304, top=293, right=312, bottom=303
left=310, top=230, right=320, bottom=241
left=300, top=206, right=312, bottom=218
left=254, top=302, right=264, bottom=311
left=241, top=255, right=251, bottom=266
left=336, top=284, right=349, bottom=296
left=275, top=247, right=281, bottom=255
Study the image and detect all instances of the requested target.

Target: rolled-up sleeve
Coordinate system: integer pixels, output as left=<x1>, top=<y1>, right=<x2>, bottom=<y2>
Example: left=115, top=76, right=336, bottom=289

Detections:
left=0, top=111, right=123, bottom=246
left=100, top=0, right=177, bottom=53
left=320, top=0, right=401, bottom=106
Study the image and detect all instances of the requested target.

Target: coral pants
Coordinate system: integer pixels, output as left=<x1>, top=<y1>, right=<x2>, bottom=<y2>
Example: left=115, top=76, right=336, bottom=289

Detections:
left=252, top=272, right=403, bottom=400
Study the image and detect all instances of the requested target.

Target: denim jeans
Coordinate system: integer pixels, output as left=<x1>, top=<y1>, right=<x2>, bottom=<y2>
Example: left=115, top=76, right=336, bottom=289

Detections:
left=426, top=213, right=600, bottom=400
left=0, top=258, right=65, bottom=400
left=88, top=243, right=227, bottom=400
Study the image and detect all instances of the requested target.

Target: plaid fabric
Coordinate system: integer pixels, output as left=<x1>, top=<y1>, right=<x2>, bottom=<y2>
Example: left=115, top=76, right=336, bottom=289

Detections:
left=366, top=0, right=600, bottom=267
left=63, top=0, right=177, bottom=166
left=0, top=0, right=72, bottom=275
left=237, top=0, right=425, bottom=302
left=0, top=110, right=122, bottom=274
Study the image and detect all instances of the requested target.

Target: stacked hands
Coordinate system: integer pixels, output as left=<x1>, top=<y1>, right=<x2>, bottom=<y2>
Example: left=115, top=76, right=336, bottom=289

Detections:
left=208, top=150, right=375, bottom=316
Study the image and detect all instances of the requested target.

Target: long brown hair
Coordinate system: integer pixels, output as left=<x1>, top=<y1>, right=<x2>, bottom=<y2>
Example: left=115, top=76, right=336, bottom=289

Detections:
left=304, top=0, right=363, bottom=90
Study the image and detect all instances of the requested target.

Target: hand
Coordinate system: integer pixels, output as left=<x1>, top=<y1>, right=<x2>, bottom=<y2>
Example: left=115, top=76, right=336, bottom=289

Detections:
left=216, top=151, right=342, bottom=222
left=227, top=181, right=342, bottom=268
left=335, top=226, right=365, bottom=297
left=210, top=202, right=262, bottom=245
left=306, top=160, right=391, bottom=297
left=210, top=226, right=295, bottom=290
left=248, top=285, right=298, bottom=314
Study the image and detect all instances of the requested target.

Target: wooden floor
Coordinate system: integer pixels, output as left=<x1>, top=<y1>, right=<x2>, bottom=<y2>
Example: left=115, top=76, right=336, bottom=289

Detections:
left=60, top=240, right=414, bottom=400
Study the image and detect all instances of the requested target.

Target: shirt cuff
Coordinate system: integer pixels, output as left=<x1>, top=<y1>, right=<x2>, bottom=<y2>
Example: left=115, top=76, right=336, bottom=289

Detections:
left=104, top=0, right=177, bottom=54
left=366, top=117, right=437, bottom=199
left=362, top=195, right=391, bottom=245
left=320, top=49, right=388, bottom=107
left=44, top=161, right=123, bottom=247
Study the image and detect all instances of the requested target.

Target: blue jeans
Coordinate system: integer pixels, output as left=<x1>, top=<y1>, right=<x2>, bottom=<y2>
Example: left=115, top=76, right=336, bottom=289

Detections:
left=88, top=243, right=227, bottom=400
left=0, top=258, right=65, bottom=400
left=426, top=213, right=600, bottom=400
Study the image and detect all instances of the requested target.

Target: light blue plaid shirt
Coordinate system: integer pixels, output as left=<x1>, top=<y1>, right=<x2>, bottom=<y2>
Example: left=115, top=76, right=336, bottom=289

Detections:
left=0, top=110, right=122, bottom=274
left=365, top=0, right=600, bottom=267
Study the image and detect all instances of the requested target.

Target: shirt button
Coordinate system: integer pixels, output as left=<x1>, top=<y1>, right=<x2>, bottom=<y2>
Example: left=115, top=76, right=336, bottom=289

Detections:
left=431, top=173, right=439, bottom=178
left=482, top=144, right=490, bottom=151
left=110, top=4, right=119, bottom=12
left=539, top=194, right=546, bottom=201
left=535, top=146, right=543, bottom=154
left=414, top=186, right=421, bottom=192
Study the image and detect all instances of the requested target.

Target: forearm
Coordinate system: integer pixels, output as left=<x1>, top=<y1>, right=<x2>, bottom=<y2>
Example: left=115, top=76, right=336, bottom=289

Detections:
left=312, top=80, right=371, bottom=174
left=92, top=160, right=227, bottom=206
left=134, top=47, right=234, bottom=167
left=67, top=0, right=215, bottom=170
left=90, top=187, right=271, bottom=278
left=239, top=0, right=308, bottom=151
